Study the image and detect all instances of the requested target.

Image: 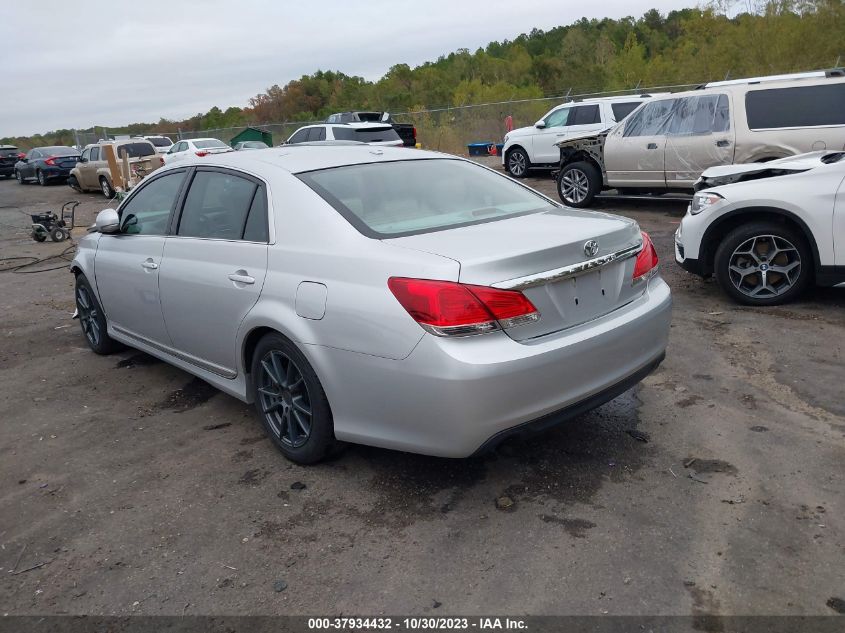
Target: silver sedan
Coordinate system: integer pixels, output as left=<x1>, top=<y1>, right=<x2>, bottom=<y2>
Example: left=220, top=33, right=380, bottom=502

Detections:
left=71, top=146, right=671, bottom=463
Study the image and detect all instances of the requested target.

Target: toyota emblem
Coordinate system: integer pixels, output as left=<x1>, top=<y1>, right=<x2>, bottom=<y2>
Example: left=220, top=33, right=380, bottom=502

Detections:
left=583, top=240, right=599, bottom=257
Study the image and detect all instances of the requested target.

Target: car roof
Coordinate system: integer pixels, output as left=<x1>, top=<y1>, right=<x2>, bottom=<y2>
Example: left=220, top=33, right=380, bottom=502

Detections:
left=160, top=145, right=449, bottom=175
left=650, top=74, right=845, bottom=101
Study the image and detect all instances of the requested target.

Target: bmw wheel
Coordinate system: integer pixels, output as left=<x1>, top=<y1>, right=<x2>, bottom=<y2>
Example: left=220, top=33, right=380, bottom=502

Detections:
left=505, top=147, right=530, bottom=178
left=251, top=333, right=338, bottom=464
left=714, top=221, right=811, bottom=306
left=557, top=161, right=601, bottom=208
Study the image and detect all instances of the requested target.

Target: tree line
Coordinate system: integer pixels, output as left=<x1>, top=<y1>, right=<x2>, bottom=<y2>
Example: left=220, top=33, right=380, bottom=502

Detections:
left=4, top=1, right=843, bottom=150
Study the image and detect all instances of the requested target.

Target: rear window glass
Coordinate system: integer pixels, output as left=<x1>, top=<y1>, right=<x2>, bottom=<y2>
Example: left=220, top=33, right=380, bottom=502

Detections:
left=571, top=105, right=600, bottom=125
left=146, top=137, right=172, bottom=147
left=298, top=159, right=555, bottom=238
left=611, top=102, right=642, bottom=121
left=332, top=127, right=400, bottom=142
left=745, top=83, right=845, bottom=129
left=193, top=139, right=229, bottom=149
left=42, top=146, right=79, bottom=156
left=117, top=142, right=155, bottom=158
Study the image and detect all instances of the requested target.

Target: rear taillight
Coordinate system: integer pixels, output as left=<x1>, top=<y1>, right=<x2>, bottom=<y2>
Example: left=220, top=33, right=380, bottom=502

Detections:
left=388, top=277, right=539, bottom=337
left=17, top=153, right=25, bottom=159
left=195, top=150, right=209, bottom=157
left=632, top=231, right=659, bottom=282
left=44, top=156, right=56, bottom=166
left=412, top=126, right=417, bottom=140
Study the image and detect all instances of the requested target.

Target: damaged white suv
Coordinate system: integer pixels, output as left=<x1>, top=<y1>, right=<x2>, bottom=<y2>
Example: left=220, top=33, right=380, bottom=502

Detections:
left=675, top=151, right=845, bottom=305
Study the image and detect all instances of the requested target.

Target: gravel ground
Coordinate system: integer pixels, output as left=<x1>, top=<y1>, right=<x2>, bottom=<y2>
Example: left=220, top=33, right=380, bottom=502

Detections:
left=0, top=162, right=843, bottom=618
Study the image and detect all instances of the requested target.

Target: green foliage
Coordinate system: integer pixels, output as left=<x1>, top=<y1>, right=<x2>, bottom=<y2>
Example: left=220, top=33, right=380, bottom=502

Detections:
left=5, top=1, right=844, bottom=150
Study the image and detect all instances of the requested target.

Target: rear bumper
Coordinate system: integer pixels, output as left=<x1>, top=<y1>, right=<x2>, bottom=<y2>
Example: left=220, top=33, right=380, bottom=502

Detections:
left=41, top=167, right=73, bottom=179
left=310, top=275, right=672, bottom=457
left=0, top=165, right=14, bottom=176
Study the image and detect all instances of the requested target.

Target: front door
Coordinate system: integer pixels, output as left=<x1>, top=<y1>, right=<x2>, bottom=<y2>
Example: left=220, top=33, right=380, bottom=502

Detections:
left=664, top=94, right=735, bottom=188
left=605, top=99, right=676, bottom=188
left=532, top=105, right=573, bottom=164
left=159, top=168, right=269, bottom=376
left=94, top=170, right=187, bottom=346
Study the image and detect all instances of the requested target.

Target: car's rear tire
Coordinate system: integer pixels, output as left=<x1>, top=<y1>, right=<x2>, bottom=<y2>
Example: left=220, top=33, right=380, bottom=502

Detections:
left=557, top=161, right=601, bottom=207
left=713, top=221, right=812, bottom=306
left=250, top=333, right=338, bottom=464
left=75, top=274, right=122, bottom=354
left=100, top=176, right=115, bottom=199
left=37, top=170, right=47, bottom=186
left=505, top=147, right=530, bottom=178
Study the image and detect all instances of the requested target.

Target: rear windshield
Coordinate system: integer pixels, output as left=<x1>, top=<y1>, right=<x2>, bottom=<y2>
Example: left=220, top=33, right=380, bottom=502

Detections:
left=745, top=83, right=845, bottom=129
left=332, top=127, right=400, bottom=142
left=42, top=146, right=79, bottom=156
left=146, top=137, right=173, bottom=147
left=194, top=139, right=229, bottom=149
left=297, top=159, right=555, bottom=238
left=116, top=142, right=155, bottom=158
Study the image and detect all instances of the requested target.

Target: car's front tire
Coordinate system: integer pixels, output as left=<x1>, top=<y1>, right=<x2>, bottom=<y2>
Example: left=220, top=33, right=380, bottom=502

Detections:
left=15, top=170, right=26, bottom=184
left=75, top=274, right=122, bottom=354
left=505, top=147, right=530, bottom=178
left=68, top=175, right=83, bottom=193
left=557, top=161, right=601, bottom=207
left=251, top=333, right=338, bottom=464
left=713, top=221, right=812, bottom=306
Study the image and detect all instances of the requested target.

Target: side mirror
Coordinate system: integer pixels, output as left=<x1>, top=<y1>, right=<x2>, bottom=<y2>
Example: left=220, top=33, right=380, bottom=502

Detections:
left=95, top=208, right=120, bottom=234
left=534, top=120, right=546, bottom=129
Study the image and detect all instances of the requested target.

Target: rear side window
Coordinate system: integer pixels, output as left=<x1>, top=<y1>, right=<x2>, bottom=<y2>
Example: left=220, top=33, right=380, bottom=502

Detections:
left=147, top=137, right=172, bottom=147
left=611, top=102, right=642, bottom=121
left=243, top=189, right=269, bottom=242
left=288, top=129, right=310, bottom=144
left=332, top=127, right=400, bottom=142
left=178, top=171, right=259, bottom=240
left=623, top=99, right=676, bottom=137
left=746, top=83, right=845, bottom=129
left=570, top=105, right=600, bottom=125
left=667, top=94, right=730, bottom=136
left=120, top=172, right=185, bottom=235
left=307, top=127, right=326, bottom=141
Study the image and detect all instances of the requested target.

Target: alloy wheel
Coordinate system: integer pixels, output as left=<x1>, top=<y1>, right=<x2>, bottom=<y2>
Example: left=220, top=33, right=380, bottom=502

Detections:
left=76, top=285, right=101, bottom=347
left=15, top=171, right=22, bottom=183
left=508, top=151, right=526, bottom=176
left=728, top=235, right=801, bottom=299
left=38, top=171, right=46, bottom=186
left=101, top=179, right=111, bottom=197
left=560, top=168, right=589, bottom=204
left=258, top=350, right=312, bottom=448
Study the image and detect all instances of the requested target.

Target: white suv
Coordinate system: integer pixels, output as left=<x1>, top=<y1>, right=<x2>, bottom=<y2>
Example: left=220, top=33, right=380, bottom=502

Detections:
left=285, top=123, right=403, bottom=146
left=675, top=151, right=845, bottom=305
left=502, top=95, right=659, bottom=178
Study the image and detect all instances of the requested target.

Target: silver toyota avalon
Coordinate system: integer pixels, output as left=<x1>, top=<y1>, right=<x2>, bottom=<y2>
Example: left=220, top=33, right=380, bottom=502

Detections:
left=71, top=146, right=671, bottom=463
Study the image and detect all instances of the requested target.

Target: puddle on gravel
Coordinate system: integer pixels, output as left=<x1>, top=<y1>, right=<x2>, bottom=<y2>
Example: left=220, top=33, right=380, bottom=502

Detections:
left=158, top=377, right=217, bottom=412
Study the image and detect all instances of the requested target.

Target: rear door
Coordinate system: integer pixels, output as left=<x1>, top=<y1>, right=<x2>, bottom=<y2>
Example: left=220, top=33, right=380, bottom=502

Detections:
left=605, top=99, right=676, bottom=188
left=94, top=170, right=188, bottom=347
left=23, top=150, right=39, bottom=178
left=158, top=167, right=269, bottom=376
left=664, top=94, right=734, bottom=188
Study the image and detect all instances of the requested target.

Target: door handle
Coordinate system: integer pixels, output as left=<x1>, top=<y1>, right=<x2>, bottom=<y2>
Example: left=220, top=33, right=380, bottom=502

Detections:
left=141, top=260, right=158, bottom=270
left=646, top=143, right=658, bottom=150
left=228, top=272, right=255, bottom=285
left=715, top=139, right=731, bottom=147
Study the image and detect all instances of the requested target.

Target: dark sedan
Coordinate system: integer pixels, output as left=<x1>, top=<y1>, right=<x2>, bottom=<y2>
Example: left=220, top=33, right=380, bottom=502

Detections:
left=0, top=145, right=20, bottom=178
left=15, top=146, right=81, bottom=186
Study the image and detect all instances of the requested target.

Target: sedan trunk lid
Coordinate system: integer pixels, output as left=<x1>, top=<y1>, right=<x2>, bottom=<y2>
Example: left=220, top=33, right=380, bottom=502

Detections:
left=387, top=208, right=645, bottom=341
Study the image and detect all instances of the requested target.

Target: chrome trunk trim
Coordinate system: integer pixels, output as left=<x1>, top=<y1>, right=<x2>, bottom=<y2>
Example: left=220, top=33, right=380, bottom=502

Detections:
left=492, top=241, right=643, bottom=291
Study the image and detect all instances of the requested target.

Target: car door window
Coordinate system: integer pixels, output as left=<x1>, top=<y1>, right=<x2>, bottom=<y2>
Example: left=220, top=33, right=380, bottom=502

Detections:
left=90, top=147, right=100, bottom=161
left=177, top=171, right=258, bottom=240
left=667, top=95, right=730, bottom=136
left=120, top=172, right=185, bottom=235
left=242, top=187, right=269, bottom=242
left=623, top=99, right=676, bottom=137
left=288, top=129, right=310, bottom=144
left=81, top=148, right=91, bottom=162
left=570, top=105, right=601, bottom=125
left=544, top=107, right=571, bottom=128
left=29, top=150, right=40, bottom=160
left=307, top=127, right=326, bottom=141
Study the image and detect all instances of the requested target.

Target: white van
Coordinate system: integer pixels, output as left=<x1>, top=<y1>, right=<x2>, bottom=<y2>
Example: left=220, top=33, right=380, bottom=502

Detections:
left=501, top=94, right=661, bottom=177
left=554, top=70, right=845, bottom=206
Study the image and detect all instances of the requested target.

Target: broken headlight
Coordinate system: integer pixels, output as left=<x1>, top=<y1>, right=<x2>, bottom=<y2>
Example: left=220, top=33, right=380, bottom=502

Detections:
left=690, top=192, right=724, bottom=215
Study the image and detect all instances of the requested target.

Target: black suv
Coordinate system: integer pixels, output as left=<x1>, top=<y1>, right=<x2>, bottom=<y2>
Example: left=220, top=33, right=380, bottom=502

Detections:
left=0, top=145, right=20, bottom=178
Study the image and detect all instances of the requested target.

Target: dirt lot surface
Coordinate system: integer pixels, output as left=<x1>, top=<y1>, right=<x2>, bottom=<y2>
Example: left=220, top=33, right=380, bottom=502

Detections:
left=0, top=163, right=843, bottom=618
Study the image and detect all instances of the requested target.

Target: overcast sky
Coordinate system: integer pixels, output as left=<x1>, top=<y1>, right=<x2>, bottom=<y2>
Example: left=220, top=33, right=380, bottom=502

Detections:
left=1, top=0, right=694, bottom=137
